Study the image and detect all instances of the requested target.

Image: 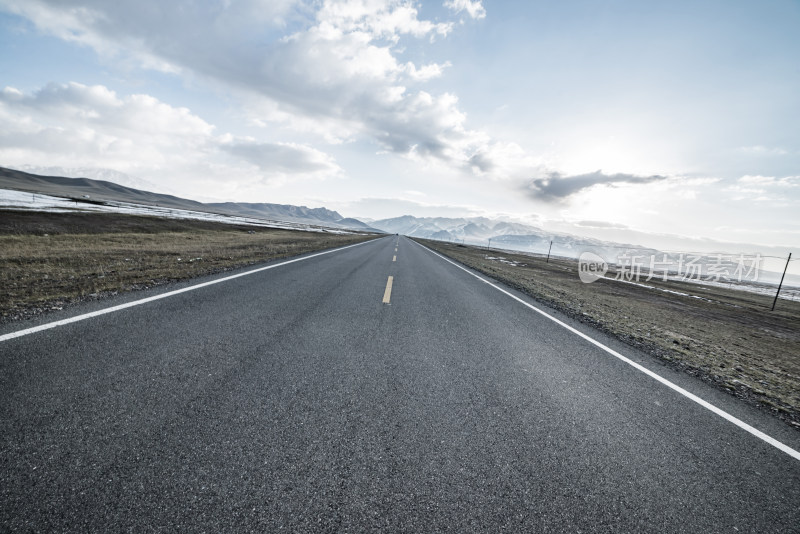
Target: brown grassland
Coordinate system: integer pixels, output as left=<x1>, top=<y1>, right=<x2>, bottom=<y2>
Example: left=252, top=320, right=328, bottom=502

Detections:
left=0, top=211, right=378, bottom=321
left=418, top=239, right=800, bottom=428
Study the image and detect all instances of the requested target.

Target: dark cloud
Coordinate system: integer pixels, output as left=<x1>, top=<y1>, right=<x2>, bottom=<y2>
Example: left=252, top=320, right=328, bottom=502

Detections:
left=525, top=170, right=667, bottom=202
left=468, top=151, right=494, bottom=172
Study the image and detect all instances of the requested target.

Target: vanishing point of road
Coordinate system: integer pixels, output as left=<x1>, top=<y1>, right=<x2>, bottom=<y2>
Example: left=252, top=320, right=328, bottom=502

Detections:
left=2, top=236, right=799, bottom=532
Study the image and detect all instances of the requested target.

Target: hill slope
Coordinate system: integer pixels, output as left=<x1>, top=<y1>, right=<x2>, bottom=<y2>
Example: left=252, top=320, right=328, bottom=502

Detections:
left=0, top=167, right=379, bottom=232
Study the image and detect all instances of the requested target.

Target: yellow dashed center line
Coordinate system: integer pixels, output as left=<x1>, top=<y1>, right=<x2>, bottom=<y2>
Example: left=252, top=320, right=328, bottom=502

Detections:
left=382, top=276, right=394, bottom=304
left=393, top=255, right=396, bottom=262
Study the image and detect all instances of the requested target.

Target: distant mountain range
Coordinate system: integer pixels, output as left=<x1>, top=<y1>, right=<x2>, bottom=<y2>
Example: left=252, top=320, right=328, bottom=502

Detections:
left=0, top=166, right=379, bottom=232
left=367, top=214, right=644, bottom=259
left=367, top=215, right=534, bottom=241
left=365, top=215, right=799, bottom=287
left=206, top=201, right=372, bottom=230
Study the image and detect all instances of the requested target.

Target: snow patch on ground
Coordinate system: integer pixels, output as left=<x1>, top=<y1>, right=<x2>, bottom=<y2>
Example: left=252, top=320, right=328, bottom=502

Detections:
left=485, top=256, right=526, bottom=267
left=484, top=247, right=798, bottom=303
left=604, top=273, right=800, bottom=303
left=602, top=277, right=717, bottom=303
left=0, top=189, right=358, bottom=235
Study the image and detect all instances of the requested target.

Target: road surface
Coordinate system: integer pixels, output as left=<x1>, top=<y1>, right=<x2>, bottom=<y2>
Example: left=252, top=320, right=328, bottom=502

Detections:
left=2, top=235, right=799, bottom=532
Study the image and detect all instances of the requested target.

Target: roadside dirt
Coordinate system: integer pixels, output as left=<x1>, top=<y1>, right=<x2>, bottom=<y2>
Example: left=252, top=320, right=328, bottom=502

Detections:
left=0, top=210, right=378, bottom=323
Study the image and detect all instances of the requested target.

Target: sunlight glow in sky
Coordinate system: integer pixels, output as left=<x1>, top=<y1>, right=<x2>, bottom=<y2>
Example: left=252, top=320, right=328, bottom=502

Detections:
left=0, top=0, right=798, bottom=251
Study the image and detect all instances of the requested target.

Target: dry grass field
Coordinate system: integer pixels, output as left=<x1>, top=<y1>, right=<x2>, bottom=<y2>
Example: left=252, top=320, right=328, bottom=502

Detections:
left=418, top=239, right=800, bottom=428
left=0, top=211, right=378, bottom=321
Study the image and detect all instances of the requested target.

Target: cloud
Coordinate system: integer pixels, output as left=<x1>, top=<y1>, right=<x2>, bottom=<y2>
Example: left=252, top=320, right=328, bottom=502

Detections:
left=738, top=175, right=799, bottom=187
left=444, top=0, right=486, bottom=20
left=575, top=220, right=629, bottom=229
left=0, top=83, right=214, bottom=168
left=344, top=196, right=483, bottom=219
left=737, top=145, right=789, bottom=156
left=525, top=170, right=668, bottom=202
left=318, top=0, right=453, bottom=39
left=220, top=139, right=340, bottom=175
left=3, top=1, right=505, bottom=178
left=725, top=175, right=800, bottom=203
left=3, top=0, right=681, bottom=210
left=467, top=141, right=543, bottom=177
left=0, top=83, right=341, bottom=192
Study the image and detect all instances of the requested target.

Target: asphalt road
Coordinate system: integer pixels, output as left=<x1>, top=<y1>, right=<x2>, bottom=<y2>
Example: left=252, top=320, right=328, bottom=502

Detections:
left=2, top=235, right=799, bottom=532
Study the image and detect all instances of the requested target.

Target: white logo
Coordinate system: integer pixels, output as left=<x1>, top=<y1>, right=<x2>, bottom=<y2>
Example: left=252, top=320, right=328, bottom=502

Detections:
left=578, top=252, right=608, bottom=284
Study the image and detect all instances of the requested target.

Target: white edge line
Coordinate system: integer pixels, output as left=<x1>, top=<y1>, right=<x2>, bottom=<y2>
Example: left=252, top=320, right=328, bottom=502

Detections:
left=413, top=239, right=800, bottom=462
left=0, top=238, right=381, bottom=343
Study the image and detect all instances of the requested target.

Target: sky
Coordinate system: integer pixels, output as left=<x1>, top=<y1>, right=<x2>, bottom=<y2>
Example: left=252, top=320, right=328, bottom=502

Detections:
left=0, top=0, right=799, bottom=259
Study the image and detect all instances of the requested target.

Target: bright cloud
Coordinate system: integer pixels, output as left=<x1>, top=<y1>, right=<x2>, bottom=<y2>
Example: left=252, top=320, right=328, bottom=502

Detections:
left=317, top=0, right=453, bottom=39
left=444, top=0, right=486, bottom=20
left=1, top=0, right=525, bottom=183
left=220, top=138, right=340, bottom=175
left=738, top=175, right=800, bottom=187
left=0, top=83, right=340, bottom=188
left=737, top=146, right=789, bottom=156
left=0, top=83, right=212, bottom=169
left=725, top=175, right=800, bottom=203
